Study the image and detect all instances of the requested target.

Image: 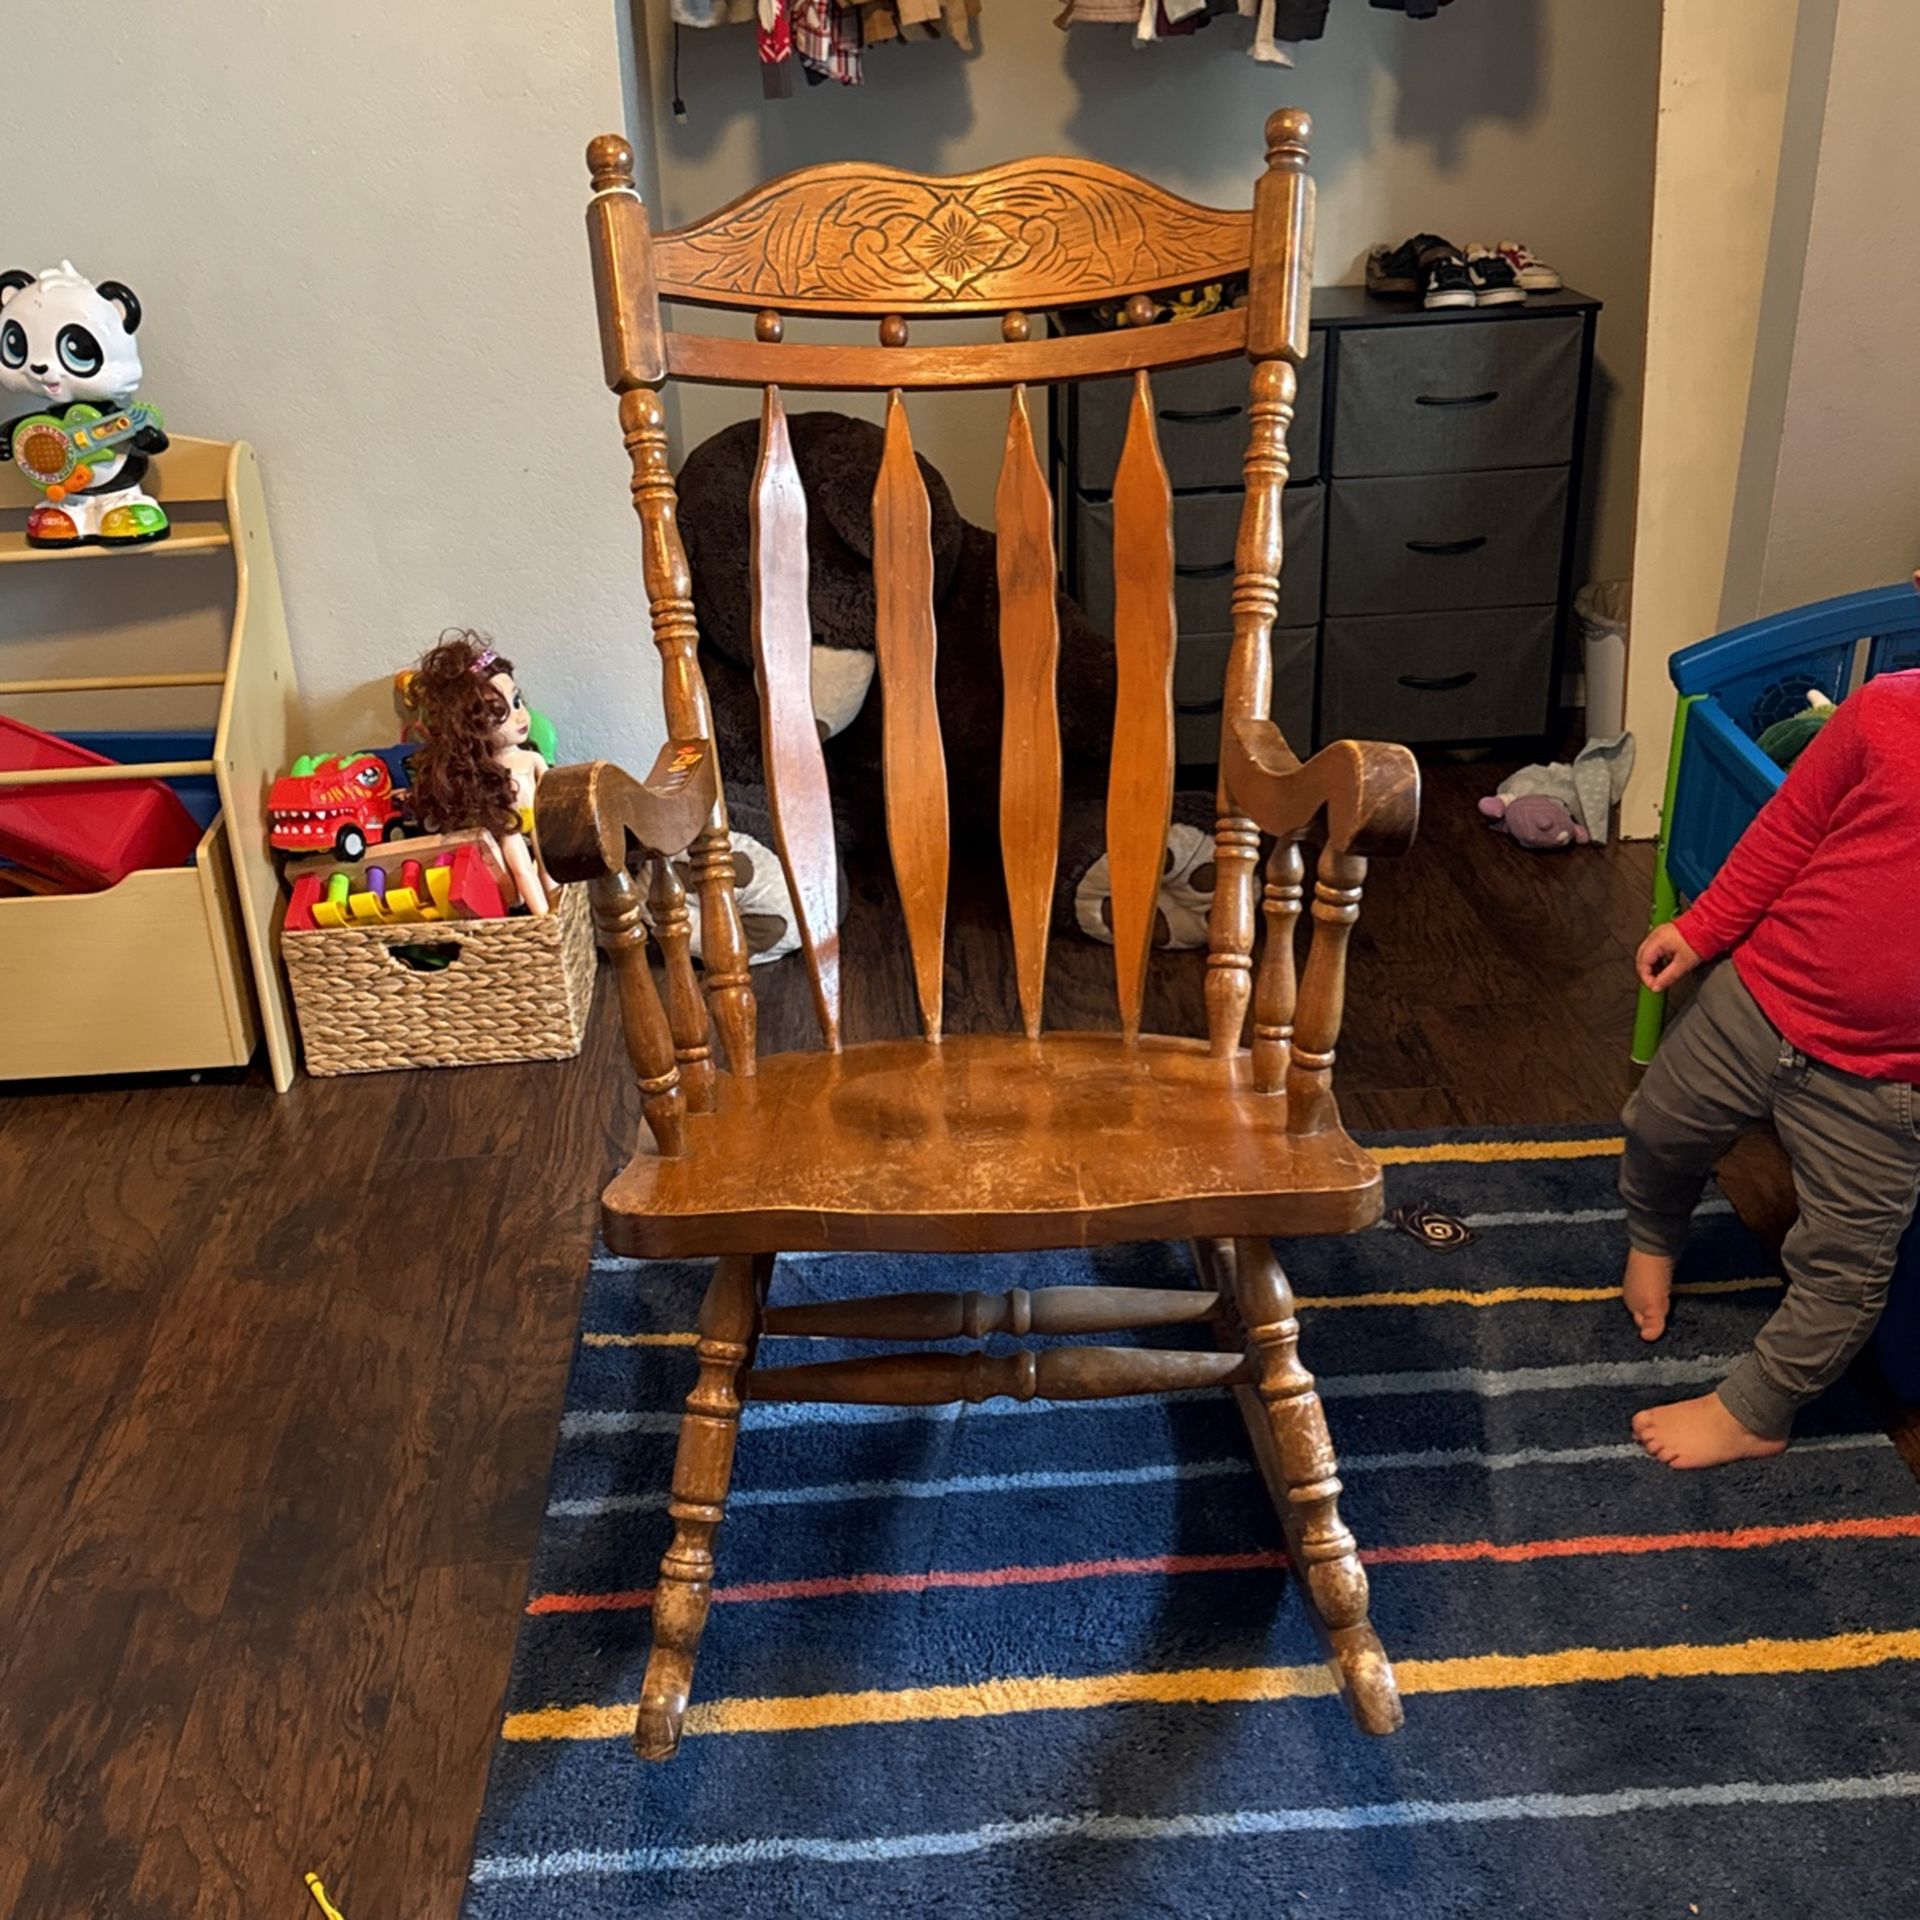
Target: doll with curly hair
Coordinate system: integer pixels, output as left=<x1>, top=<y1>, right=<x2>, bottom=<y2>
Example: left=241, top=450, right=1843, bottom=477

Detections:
left=406, top=629, right=551, bottom=915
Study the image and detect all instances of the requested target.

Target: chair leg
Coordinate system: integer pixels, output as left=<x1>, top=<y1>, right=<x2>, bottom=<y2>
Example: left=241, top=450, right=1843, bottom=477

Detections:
left=1200, top=1236, right=1404, bottom=1735
left=636, top=1251, right=769, bottom=1760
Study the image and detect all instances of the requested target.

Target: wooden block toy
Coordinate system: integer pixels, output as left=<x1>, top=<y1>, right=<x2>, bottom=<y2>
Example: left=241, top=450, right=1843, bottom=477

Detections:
left=281, top=839, right=513, bottom=936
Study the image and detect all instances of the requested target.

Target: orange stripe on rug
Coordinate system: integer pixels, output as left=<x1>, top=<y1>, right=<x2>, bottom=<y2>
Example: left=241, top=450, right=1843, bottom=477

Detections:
left=501, top=1626, right=1920, bottom=1742
left=526, top=1513, right=1920, bottom=1616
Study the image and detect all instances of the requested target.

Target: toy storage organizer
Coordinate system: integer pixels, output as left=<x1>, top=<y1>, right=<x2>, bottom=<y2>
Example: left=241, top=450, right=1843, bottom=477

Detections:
left=0, top=438, right=302, bottom=1089
left=1636, top=581, right=1920, bottom=1401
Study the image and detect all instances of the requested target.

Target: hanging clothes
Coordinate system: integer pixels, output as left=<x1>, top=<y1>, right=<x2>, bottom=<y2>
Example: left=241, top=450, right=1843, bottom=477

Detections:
left=1058, top=0, right=1455, bottom=60
left=790, top=0, right=864, bottom=81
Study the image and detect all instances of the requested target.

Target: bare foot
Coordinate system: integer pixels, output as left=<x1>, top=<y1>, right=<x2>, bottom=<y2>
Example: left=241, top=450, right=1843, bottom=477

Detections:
left=1621, top=1249, right=1673, bottom=1341
left=1632, top=1393, right=1788, bottom=1469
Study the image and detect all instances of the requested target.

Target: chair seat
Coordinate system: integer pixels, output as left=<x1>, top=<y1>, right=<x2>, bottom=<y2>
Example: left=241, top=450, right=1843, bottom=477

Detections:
left=603, top=1030, right=1382, bottom=1258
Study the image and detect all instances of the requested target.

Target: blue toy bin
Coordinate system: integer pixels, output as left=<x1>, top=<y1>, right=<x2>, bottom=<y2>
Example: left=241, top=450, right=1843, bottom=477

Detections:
left=1643, top=582, right=1920, bottom=1404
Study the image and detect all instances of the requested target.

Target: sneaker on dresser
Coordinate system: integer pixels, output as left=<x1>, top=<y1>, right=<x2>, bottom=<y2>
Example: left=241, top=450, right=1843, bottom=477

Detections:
left=1495, top=240, right=1563, bottom=292
left=1420, top=246, right=1477, bottom=310
left=1368, top=233, right=1454, bottom=297
left=1465, top=245, right=1527, bottom=306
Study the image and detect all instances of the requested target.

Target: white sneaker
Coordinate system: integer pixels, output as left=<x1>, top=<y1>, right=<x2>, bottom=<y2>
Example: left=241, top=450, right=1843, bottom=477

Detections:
left=1495, top=241, right=1562, bottom=292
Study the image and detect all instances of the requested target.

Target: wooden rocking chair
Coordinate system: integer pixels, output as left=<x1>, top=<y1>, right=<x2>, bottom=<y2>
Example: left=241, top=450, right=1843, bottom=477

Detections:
left=538, top=110, right=1421, bottom=1759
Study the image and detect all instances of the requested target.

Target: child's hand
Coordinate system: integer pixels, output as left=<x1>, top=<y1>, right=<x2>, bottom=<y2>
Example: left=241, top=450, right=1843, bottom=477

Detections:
left=1636, top=922, right=1701, bottom=992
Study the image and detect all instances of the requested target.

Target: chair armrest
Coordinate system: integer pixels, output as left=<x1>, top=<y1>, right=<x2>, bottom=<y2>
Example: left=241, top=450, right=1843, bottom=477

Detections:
left=1221, top=718, right=1420, bottom=857
left=534, top=740, right=719, bottom=884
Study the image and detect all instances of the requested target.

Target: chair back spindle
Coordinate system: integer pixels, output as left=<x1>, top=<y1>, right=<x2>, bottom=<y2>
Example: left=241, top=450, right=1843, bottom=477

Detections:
left=1105, top=370, right=1178, bottom=1043
left=871, top=392, right=951, bottom=1042
left=993, top=384, right=1063, bottom=1040
left=750, top=385, right=843, bottom=1049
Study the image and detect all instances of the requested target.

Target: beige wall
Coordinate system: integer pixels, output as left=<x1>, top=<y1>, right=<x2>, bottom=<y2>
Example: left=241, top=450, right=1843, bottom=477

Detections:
left=0, top=2, right=667, bottom=767
left=645, top=1, right=1659, bottom=582
left=1619, top=0, right=1801, bottom=838
left=1731, top=0, right=1920, bottom=615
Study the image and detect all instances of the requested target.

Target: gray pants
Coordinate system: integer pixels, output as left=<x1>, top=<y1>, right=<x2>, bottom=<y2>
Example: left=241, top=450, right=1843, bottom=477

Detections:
left=1620, top=962, right=1920, bottom=1438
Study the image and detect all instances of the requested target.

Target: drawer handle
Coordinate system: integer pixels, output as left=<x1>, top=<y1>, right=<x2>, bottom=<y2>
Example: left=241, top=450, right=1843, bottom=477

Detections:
left=1175, top=560, right=1236, bottom=579
left=1159, top=404, right=1241, bottom=425
left=1406, top=535, right=1489, bottom=558
left=1414, top=390, right=1500, bottom=409
left=1398, top=671, right=1478, bottom=694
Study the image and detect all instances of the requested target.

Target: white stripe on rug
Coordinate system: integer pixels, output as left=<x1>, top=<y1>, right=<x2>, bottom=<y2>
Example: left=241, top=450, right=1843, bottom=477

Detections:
left=559, top=1353, right=1750, bottom=1442
left=543, top=1431, right=1887, bottom=1519
left=467, top=1767, right=1920, bottom=1882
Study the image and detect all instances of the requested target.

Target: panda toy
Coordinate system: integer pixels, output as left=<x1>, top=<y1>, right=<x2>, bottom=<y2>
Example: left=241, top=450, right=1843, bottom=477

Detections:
left=0, top=262, right=170, bottom=548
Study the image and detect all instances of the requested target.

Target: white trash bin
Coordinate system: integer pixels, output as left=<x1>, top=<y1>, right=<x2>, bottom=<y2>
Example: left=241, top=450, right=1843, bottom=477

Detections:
left=1576, top=580, right=1630, bottom=736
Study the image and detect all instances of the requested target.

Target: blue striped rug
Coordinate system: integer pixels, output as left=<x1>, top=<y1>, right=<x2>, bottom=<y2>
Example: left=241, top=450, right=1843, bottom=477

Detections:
left=462, top=1130, right=1920, bottom=1918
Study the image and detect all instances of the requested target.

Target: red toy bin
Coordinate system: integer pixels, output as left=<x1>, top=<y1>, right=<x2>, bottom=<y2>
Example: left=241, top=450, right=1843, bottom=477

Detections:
left=0, top=716, right=204, bottom=889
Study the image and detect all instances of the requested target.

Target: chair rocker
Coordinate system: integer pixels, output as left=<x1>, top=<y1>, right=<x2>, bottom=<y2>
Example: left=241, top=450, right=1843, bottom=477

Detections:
left=537, top=109, right=1422, bottom=1759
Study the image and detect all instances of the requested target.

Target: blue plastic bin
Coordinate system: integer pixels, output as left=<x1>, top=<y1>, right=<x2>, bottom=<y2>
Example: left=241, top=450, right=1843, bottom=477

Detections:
left=1638, top=583, right=1920, bottom=1403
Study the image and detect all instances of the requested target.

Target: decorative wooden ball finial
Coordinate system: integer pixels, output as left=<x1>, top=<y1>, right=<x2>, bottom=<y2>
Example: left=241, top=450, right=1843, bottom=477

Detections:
left=1001, top=310, right=1031, bottom=343
left=879, top=313, right=910, bottom=347
left=587, top=134, right=637, bottom=192
left=755, top=309, right=784, bottom=343
left=1265, top=108, right=1312, bottom=169
left=1123, top=293, right=1158, bottom=330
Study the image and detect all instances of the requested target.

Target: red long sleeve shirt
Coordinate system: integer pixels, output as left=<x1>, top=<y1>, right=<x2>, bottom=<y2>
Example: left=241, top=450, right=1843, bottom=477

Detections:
left=1675, top=669, right=1920, bottom=1083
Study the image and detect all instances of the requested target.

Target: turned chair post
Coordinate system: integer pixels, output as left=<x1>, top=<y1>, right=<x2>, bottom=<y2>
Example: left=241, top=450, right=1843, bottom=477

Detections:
left=1208, top=108, right=1314, bottom=1060
left=590, top=865, right=686, bottom=1157
left=587, top=134, right=758, bottom=1080
left=646, top=854, right=717, bottom=1112
left=1227, top=1236, right=1401, bottom=1733
left=636, top=1250, right=770, bottom=1759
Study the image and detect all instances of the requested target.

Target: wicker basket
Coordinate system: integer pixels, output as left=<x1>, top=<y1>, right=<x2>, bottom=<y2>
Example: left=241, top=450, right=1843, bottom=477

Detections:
left=283, top=882, right=595, bottom=1076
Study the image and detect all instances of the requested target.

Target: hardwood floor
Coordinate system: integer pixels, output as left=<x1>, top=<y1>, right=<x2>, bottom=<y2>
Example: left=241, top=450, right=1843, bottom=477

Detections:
left=0, top=762, right=1894, bottom=1918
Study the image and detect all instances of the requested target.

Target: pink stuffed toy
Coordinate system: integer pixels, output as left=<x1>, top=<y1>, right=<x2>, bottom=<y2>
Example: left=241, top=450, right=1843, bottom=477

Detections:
left=1478, top=792, right=1590, bottom=850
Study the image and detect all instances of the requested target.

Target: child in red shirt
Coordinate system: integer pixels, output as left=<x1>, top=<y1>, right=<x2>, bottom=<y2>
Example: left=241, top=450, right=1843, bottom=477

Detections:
left=1622, top=668, right=1920, bottom=1468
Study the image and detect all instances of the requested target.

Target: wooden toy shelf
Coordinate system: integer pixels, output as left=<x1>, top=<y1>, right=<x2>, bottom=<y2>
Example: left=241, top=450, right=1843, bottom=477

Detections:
left=0, top=525, right=234, bottom=566
left=0, top=437, right=302, bottom=1088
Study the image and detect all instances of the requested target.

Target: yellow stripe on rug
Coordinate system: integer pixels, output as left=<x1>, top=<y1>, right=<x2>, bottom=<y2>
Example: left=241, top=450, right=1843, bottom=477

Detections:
left=1294, top=1277, right=1781, bottom=1312
left=1371, top=1137, right=1624, bottom=1166
left=504, top=1627, right=1920, bottom=1743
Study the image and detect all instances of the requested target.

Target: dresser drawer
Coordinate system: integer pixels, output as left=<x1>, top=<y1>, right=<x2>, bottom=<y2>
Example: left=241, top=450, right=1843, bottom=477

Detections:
left=1173, top=624, right=1317, bottom=766
left=1320, top=607, right=1555, bottom=743
left=1077, top=482, right=1323, bottom=635
left=1332, top=315, right=1582, bottom=476
left=1075, top=345, right=1324, bottom=491
left=1324, top=468, right=1567, bottom=617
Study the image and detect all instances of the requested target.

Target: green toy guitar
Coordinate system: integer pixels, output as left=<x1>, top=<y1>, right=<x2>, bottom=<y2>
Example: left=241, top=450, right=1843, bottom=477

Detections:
left=9, top=401, right=166, bottom=500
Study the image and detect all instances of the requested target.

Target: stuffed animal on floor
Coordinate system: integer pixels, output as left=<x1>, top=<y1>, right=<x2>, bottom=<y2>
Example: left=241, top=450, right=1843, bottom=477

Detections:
left=674, top=410, right=1224, bottom=961
left=1478, top=732, right=1636, bottom=853
left=1478, top=791, right=1589, bottom=850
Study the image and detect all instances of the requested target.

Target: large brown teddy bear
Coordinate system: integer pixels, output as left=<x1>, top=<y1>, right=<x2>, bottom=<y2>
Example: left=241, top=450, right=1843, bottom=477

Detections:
left=670, top=410, right=1218, bottom=960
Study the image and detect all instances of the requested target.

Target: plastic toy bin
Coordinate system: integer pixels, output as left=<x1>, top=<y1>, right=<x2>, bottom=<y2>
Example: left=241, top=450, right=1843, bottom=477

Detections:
left=1637, top=582, right=1920, bottom=1401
